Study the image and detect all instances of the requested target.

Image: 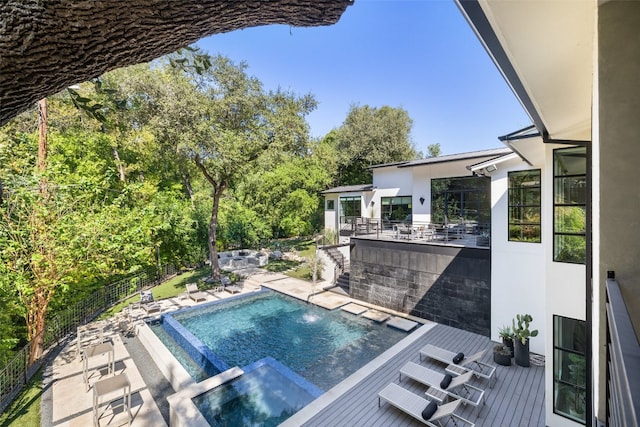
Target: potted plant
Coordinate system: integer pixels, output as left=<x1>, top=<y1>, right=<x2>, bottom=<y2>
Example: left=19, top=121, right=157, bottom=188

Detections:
left=512, top=314, right=538, bottom=367
left=493, top=344, right=512, bottom=366
left=498, top=325, right=515, bottom=357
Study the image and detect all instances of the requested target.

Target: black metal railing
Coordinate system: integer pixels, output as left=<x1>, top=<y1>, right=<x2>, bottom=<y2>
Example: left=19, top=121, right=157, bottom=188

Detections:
left=605, top=272, right=640, bottom=427
left=0, top=264, right=176, bottom=414
left=317, top=244, right=349, bottom=286
left=339, top=217, right=380, bottom=237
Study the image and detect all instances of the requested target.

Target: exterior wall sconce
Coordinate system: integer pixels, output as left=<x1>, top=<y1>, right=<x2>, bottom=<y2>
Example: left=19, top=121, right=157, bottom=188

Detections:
left=419, top=197, right=425, bottom=205
left=370, top=200, right=375, bottom=206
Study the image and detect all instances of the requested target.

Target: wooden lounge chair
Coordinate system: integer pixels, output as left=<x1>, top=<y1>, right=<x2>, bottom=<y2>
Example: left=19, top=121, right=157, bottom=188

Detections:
left=143, top=301, right=161, bottom=315
left=140, top=290, right=161, bottom=315
left=221, top=275, right=241, bottom=294
left=399, top=362, right=486, bottom=415
left=186, top=283, right=207, bottom=302
left=419, top=344, right=497, bottom=386
left=378, top=382, right=474, bottom=427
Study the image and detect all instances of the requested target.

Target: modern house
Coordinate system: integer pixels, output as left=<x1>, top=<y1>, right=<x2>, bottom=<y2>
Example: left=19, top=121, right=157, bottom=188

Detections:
left=321, top=1, right=640, bottom=426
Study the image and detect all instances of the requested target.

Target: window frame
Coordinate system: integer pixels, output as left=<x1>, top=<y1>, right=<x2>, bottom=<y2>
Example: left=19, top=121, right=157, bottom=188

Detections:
left=553, top=147, right=587, bottom=264
left=553, top=315, right=587, bottom=424
left=339, top=196, right=361, bottom=222
left=380, top=195, right=413, bottom=224
left=508, top=169, right=542, bottom=243
left=430, top=175, right=491, bottom=225
left=326, top=199, right=335, bottom=211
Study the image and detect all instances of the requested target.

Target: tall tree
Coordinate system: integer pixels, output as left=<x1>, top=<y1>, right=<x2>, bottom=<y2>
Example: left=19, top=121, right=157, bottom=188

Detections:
left=333, top=105, right=417, bottom=185
left=147, top=55, right=316, bottom=277
left=239, top=148, right=332, bottom=237
left=426, top=143, right=442, bottom=157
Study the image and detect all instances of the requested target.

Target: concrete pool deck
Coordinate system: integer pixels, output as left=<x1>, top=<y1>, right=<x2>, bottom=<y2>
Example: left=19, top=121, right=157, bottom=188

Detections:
left=46, top=283, right=262, bottom=426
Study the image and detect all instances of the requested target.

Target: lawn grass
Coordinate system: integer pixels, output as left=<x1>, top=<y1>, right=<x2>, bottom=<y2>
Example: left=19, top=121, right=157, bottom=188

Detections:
left=0, top=367, right=43, bottom=427
left=263, top=237, right=317, bottom=280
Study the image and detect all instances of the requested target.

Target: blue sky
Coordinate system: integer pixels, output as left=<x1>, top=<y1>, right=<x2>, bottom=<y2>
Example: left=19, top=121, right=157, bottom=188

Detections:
left=198, top=0, right=532, bottom=156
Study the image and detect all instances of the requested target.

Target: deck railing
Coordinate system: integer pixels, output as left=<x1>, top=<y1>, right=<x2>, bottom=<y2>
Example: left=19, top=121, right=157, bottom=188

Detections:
left=605, top=272, right=640, bottom=427
left=339, top=217, right=381, bottom=237
left=0, top=264, right=176, bottom=414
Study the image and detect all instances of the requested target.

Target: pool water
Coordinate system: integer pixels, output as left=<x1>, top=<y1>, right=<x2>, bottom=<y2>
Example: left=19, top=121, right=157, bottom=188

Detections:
left=151, top=323, right=219, bottom=382
left=193, top=358, right=323, bottom=427
left=160, top=291, right=407, bottom=391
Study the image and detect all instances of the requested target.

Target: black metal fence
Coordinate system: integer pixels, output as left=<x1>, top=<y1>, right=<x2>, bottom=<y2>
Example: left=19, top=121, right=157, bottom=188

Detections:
left=0, top=264, right=176, bottom=415
left=605, top=272, right=640, bottom=427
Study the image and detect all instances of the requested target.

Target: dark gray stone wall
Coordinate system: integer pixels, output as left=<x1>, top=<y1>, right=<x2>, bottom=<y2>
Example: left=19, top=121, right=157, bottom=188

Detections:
left=349, top=238, right=491, bottom=336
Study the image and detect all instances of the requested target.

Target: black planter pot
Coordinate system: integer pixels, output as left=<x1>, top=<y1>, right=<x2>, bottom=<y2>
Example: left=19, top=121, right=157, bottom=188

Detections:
left=493, top=351, right=511, bottom=366
left=502, top=338, right=514, bottom=358
left=514, top=338, right=530, bottom=367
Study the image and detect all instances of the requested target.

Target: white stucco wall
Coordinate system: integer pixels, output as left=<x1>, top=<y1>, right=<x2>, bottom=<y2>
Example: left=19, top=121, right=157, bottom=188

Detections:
left=372, top=166, right=413, bottom=193
left=371, top=156, right=503, bottom=224
left=323, top=194, right=338, bottom=232
left=490, top=154, right=547, bottom=356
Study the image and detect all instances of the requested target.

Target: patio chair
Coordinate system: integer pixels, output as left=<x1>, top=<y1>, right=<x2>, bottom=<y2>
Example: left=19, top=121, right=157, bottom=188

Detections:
left=116, top=308, right=137, bottom=337
left=378, top=382, right=474, bottom=427
left=140, top=290, right=161, bottom=315
left=186, top=282, right=207, bottom=302
left=221, top=275, right=241, bottom=294
left=419, top=344, right=497, bottom=386
left=399, top=362, right=485, bottom=414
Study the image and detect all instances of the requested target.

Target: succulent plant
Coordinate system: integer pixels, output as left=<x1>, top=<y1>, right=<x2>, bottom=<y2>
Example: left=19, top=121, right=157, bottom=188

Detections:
left=512, top=314, right=538, bottom=344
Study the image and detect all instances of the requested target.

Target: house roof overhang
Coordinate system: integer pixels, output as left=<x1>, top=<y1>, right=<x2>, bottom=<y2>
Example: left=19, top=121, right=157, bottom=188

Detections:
left=455, top=0, right=595, bottom=143
left=467, top=152, right=522, bottom=174
left=320, top=184, right=374, bottom=195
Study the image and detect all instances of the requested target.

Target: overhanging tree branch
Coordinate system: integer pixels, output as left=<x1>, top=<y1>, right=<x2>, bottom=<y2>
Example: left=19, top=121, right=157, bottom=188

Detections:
left=0, top=0, right=353, bottom=126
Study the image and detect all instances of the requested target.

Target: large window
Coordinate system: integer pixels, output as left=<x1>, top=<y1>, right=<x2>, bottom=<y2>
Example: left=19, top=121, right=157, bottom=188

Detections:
left=339, top=196, right=361, bottom=222
left=381, top=196, right=412, bottom=224
left=431, top=176, right=490, bottom=225
left=508, top=170, right=541, bottom=242
left=553, top=316, right=587, bottom=424
left=553, top=147, right=587, bottom=263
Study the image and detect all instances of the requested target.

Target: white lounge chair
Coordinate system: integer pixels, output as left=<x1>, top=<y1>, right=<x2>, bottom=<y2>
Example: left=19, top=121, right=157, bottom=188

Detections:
left=420, top=344, right=497, bottom=386
left=399, top=362, right=485, bottom=415
left=186, top=283, right=207, bottom=302
left=378, top=383, right=474, bottom=427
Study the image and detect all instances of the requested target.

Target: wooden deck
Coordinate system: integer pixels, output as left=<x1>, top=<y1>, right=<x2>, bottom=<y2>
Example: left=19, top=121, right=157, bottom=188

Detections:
left=293, top=324, right=545, bottom=427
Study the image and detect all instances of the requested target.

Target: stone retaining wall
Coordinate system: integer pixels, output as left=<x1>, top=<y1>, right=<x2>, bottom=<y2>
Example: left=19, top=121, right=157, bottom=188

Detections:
left=349, top=238, right=491, bottom=336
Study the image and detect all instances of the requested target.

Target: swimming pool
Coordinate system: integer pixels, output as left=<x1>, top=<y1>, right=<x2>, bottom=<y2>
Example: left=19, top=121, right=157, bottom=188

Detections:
left=155, top=290, right=408, bottom=391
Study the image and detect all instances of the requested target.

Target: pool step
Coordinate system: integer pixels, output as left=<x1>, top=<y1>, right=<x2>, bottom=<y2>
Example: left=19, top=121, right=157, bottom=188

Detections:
left=341, top=303, right=368, bottom=315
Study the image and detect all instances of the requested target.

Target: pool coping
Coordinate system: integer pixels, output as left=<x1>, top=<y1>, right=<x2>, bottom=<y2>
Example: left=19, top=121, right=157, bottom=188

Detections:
left=166, top=366, right=244, bottom=427
left=160, top=288, right=271, bottom=376
left=137, top=321, right=195, bottom=392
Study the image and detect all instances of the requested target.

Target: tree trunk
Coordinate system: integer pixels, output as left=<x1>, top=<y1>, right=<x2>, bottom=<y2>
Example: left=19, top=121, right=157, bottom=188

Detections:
left=208, top=184, right=225, bottom=278
left=37, top=99, right=47, bottom=173
left=26, top=291, right=51, bottom=366
left=113, top=147, right=126, bottom=182
left=182, top=171, right=195, bottom=203
left=0, top=0, right=352, bottom=125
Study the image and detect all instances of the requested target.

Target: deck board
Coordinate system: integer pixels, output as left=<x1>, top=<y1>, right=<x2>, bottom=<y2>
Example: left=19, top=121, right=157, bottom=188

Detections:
left=299, top=324, right=545, bottom=427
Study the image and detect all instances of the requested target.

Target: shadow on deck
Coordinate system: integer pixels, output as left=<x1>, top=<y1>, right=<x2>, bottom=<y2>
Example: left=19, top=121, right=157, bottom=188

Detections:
left=295, top=324, right=545, bottom=426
